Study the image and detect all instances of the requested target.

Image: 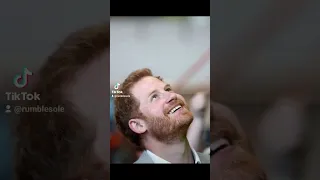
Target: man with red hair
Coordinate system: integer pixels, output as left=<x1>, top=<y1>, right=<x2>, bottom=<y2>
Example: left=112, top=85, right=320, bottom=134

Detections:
left=114, top=68, right=210, bottom=164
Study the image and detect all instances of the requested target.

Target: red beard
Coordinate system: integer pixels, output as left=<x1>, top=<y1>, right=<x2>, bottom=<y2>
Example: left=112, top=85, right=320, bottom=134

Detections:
left=146, top=99, right=194, bottom=143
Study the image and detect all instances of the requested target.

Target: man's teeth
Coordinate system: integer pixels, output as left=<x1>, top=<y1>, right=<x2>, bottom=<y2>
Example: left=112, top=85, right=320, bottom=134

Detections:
left=169, top=105, right=182, bottom=114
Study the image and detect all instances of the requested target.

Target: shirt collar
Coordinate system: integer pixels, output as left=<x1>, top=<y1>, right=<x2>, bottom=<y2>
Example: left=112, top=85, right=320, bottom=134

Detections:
left=191, top=148, right=201, bottom=164
left=146, top=148, right=201, bottom=164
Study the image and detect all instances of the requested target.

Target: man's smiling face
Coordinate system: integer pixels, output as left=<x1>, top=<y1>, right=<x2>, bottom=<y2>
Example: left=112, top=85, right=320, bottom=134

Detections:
left=130, top=76, right=194, bottom=143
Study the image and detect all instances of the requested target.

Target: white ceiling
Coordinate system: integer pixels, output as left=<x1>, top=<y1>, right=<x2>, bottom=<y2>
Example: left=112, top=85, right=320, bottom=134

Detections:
left=110, top=17, right=210, bottom=90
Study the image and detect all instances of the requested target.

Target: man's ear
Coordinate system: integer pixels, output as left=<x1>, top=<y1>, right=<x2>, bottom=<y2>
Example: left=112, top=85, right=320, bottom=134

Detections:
left=128, top=119, right=147, bottom=134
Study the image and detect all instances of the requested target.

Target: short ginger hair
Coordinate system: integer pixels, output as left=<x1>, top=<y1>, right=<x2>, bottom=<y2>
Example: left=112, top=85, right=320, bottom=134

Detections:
left=114, top=68, right=162, bottom=148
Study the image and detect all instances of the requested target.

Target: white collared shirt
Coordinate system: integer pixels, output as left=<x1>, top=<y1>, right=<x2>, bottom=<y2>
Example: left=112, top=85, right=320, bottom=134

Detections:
left=146, top=148, right=201, bottom=164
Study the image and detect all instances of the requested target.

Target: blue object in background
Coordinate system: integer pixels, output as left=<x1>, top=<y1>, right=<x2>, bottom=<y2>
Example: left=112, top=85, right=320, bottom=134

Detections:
left=110, top=97, right=116, bottom=132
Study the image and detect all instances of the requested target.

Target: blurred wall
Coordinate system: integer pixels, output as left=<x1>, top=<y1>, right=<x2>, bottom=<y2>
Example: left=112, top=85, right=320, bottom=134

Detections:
left=0, top=0, right=109, bottom=94
left=110, top=17, right=210, bottom=89
left=225, top=104, right=320, bottom=180
left=0, top=0, right=110, bottom=177
left=212, top=0, right=320, bottom=104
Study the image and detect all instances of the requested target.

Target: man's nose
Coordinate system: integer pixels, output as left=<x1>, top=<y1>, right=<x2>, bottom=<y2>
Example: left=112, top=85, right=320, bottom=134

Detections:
left=165, top=92, right=177, bottom=104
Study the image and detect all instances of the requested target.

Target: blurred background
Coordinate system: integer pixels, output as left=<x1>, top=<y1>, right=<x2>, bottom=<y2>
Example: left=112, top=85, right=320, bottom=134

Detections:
left=0, top=1, right=109, bottom=179
left=212, top=0, right=320, bottom=180
left=110, top=16, right=210, bottom=163
left=0, top=0, right=318, bottom=178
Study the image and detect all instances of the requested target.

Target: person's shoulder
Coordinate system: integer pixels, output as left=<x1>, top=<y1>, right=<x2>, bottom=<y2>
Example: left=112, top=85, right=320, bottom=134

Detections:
left=134, top=156, right=145, bottom=164
left=133, top=151, right=154, bottom=164
left=197, top=152, right=210, bottom=164
left=133, top=158, right=144, bottom=164
left=133, top=160, right=139, bottom=164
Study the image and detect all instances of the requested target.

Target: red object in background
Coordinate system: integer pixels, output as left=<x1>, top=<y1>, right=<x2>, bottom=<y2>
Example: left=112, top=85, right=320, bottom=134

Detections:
left=110, top=131, right=122, bottom=149
left=175, top=48, right=210, bottom=91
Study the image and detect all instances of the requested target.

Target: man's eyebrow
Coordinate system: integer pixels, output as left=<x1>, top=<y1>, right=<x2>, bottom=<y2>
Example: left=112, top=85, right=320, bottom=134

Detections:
left=148, top=89, right=158, bottom=98
left=164, top=84, right=171, bottom=89
left=148, top=84, right=171, bottom=98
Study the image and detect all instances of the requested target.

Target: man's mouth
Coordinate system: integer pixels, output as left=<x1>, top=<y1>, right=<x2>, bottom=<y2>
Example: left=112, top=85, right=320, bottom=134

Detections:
left=210, top=138, right=231, bottom=156
left=168, top=105, right=182, bottom=114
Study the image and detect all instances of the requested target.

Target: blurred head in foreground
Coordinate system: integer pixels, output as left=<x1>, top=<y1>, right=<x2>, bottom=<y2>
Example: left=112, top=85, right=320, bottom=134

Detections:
left=114, top=68, right=193, bottom=149
left=15, top=23, right=109, bottom=180
left=210, top=102, right=267, bottom=180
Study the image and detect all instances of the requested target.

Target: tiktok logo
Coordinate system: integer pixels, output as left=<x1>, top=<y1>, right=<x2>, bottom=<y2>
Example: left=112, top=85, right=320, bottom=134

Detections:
left=13, top=68, right=33, bottom=88
left=114, top=83, right=120, bottom=89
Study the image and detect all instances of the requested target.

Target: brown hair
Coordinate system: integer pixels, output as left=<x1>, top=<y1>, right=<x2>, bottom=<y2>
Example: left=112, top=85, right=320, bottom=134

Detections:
left=114, top=68, right=162, bottom=148
left=15, top=23, right=109, bottom=180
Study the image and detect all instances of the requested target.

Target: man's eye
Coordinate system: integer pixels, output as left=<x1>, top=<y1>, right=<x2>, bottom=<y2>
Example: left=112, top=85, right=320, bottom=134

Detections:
left=165, top=87, right=172, bottom=91
left=151, top=94, right=158, bottom=100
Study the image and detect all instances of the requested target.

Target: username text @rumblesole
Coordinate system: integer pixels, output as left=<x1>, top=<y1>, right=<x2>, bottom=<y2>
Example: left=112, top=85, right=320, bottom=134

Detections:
left=5, top=105, right=65, bottom=114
